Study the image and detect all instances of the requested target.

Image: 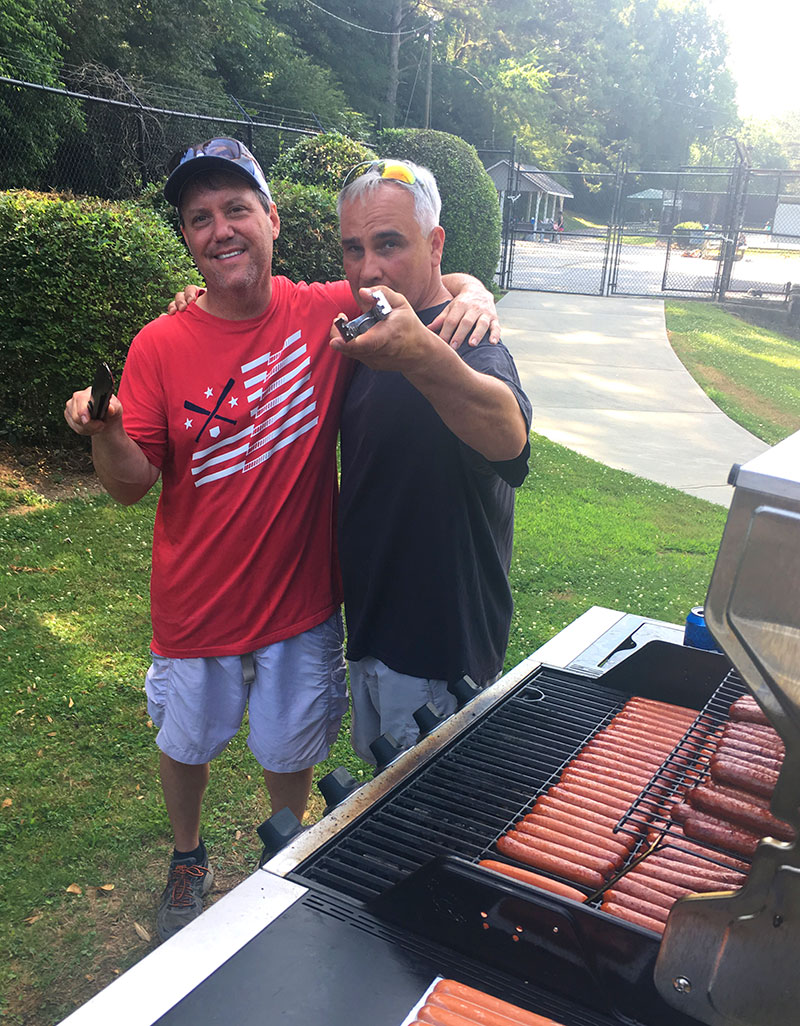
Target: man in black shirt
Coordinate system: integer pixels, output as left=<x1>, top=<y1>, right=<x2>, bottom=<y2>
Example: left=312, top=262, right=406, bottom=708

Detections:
left=330, top=159, right=532, bottom=762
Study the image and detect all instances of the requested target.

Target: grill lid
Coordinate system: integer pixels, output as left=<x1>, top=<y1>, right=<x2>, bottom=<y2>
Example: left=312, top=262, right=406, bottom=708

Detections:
left=656, top=432, right=800, bottom=1026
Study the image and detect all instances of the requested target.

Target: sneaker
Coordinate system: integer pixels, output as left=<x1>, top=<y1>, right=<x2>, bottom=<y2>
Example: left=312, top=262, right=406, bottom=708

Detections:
left=156, top=854, right=214, bottom=942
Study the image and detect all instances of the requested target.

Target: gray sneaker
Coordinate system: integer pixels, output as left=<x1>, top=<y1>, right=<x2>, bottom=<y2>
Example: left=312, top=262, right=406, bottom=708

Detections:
left=156, top=854, right=214, bottom=941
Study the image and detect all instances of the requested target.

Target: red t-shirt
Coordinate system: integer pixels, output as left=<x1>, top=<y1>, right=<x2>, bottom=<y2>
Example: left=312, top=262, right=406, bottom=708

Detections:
left=118, top=276, right=358, bottom=657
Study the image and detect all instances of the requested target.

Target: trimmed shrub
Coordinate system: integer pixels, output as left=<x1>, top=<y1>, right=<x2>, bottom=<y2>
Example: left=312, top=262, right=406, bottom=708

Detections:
left=269, top=179, right=344, bottom=285
left=0, top=190, right=202, bottom=444
left=375, top=129, right=501, bottom=286
left=270, top=133, right=377, bottom=192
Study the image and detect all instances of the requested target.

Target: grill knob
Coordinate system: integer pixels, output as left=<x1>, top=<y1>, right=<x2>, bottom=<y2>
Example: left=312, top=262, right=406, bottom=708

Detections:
left=370, top=732, right=403, bottom=770
left=447, top=674, right=480, bottom=708
left=413, top=701, right=446, bottom=735
left=318, top=766, right=361, bottom=813
left=257, top=806, right=304, bottom=863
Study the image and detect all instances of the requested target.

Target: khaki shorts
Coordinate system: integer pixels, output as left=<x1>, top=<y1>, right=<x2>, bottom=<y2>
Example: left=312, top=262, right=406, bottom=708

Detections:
left=145, top=612, right=347, bottom=773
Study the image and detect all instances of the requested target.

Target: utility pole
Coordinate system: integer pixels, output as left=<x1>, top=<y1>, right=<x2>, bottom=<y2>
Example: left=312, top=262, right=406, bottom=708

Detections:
left=385, top=0, right=403, bottom=128
left=424, top=22, right=433, bottom=129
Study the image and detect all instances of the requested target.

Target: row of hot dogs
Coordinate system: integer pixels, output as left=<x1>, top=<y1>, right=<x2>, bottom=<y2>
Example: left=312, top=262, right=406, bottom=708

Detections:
left=670, top=694, right=791, bottom=857
left=480, top=692, right=792, bottom=935
left=410, top=979, right=567, bottom=1026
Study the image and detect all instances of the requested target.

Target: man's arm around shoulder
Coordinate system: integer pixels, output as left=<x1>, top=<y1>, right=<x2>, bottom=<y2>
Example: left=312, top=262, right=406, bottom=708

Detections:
left=64, top=390, right=160, bottom=505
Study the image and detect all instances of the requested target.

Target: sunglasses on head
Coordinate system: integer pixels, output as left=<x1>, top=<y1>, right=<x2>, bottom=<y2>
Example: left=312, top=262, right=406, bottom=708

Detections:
left=168, top=138, right=252, bottom=174
left=341, top=159, right=417, bottom=190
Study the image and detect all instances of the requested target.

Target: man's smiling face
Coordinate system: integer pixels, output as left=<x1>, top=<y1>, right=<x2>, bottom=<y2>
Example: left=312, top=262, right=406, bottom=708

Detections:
left=180, top=174, right=280, bottom=309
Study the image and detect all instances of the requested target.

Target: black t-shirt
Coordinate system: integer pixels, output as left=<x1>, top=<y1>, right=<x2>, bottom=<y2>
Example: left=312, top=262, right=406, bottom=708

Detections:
left=338, top=304, right=532, bottom=684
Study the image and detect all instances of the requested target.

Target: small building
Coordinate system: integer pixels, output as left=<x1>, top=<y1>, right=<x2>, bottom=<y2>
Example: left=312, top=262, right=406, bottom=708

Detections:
left=486, top=160, right=573, bottom=229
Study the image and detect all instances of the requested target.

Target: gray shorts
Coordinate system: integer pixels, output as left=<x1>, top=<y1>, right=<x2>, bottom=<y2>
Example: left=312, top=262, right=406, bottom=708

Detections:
left=145, top=612, right=347, bottom=773
left=348, top=656, right=458, bottom=765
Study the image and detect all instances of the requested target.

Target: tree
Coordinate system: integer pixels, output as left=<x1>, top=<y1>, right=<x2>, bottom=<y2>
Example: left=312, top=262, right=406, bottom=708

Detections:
left=0, top=0, right=80, bottom=188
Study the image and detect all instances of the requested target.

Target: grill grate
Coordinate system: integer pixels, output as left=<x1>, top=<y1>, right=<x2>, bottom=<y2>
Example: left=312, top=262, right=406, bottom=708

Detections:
left=614, top=667, right=750, bottom=869
left=294, top=668, right=650, bottom=900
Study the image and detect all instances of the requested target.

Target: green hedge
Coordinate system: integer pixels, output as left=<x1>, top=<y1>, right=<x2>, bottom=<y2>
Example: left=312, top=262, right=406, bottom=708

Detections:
left=0, top=190, right=202, bottom=444
left=270, top=132, right=377, bottom=192
left=269, top=179, right=343, bottom=285
left=375, top=129, right=501, bottom=286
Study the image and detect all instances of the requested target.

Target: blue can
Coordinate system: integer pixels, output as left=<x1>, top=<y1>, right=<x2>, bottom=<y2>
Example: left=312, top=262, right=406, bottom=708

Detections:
left=684, top=606, right=720, bottom=651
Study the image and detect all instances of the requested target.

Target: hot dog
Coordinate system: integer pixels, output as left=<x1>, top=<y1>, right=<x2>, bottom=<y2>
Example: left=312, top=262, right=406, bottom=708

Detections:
left=416, top=1005, right=476, bottom=1026
left=550, top=781, right=632, bottom=812
left=715, top=744, right=783, bottom=771
left=503, top=830, right=617, bottom=877
left=600, top=900, right=665, bottom=934
left=428, top=990, right=565, bottom=1026
left=729, top=695, right=770, bottom=726
left=547, top=785, right=635, bottom=821
left=722, top=723, right=784, bottom=753
left=629, top=860, right=742, bottom=891
left=514, top=822, right=625, bottom=868
left=535, top=795, right=620, bottom=828
left=478, top=860, right=587, bottom=901
left=495, top=835, right=605, bottom=889
left=706, top=781, right=772, bottom=811
left=687, top=784, right=794, bottom=842
left=710, top=755, right=779, bottom=799
left=625, top=696, right=698, bottom=718
left=602, top=890, right=670, bottom=922
left=683, top=809, right=765, bottom=857
left=612, top=873, right=693, bottom=905
left=432, top=980, right=569, bottom=1026
left=520, top=814, right=633, bottom=855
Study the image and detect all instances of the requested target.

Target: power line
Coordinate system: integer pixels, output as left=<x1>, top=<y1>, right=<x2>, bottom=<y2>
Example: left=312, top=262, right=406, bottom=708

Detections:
left=301, top=0, right=426, bottom=37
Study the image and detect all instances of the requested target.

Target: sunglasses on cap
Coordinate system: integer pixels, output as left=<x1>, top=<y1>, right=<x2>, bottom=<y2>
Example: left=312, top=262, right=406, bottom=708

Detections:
left=341, top=159, right=417, bottom=190
left=165, top=137, right=272, bottom=205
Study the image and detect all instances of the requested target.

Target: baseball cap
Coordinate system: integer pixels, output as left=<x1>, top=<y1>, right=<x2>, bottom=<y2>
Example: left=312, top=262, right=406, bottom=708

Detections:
left=164, top=137, right=273, bottom=207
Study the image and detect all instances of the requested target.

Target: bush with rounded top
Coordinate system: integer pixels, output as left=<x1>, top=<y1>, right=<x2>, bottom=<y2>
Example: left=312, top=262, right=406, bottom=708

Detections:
left=375, top=129, right=501, bottom=286
left=270, top=132, right=377, bottom=192
left=0, top=190, right=202, bottom=443
left=269, top=179, right=343, bottom=285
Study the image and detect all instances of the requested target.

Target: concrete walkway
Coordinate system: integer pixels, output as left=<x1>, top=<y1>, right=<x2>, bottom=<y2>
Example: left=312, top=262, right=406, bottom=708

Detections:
left=498, top=291, right=769, bottom=506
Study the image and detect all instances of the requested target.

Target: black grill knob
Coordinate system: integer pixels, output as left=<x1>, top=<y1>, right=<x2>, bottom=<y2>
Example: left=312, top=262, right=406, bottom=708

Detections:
left=447, top=674, right=480, bottom=708
left=257, top=806, right=304, bottom=863
left=413, top=701, right=445, bottom=735
left=318, top=766, right=360, bottom=813
left=370, top=732, right=403, bottom=770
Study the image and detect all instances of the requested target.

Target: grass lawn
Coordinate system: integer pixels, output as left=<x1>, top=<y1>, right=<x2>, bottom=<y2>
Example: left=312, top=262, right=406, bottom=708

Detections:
left=665, top=300, right=800, bottom=444
left=0, top=436, right=727, bottom=1026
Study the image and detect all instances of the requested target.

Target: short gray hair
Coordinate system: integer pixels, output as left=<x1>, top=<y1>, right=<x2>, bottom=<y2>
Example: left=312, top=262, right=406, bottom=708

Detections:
left=337, top=160, right=441, bottom=235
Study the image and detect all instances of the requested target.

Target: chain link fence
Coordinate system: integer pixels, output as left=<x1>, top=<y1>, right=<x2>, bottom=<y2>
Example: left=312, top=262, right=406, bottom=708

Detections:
left=0, top=65, right=352, bottom=198
left=492, top=159, right=800, bottom=309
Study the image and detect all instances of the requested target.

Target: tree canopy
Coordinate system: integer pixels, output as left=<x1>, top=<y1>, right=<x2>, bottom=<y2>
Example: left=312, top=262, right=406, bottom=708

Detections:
left=0, top=0, right=795, bottom=174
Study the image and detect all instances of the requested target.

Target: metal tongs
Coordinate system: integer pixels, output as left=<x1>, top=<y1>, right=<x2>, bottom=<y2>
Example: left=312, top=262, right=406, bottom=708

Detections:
left=655, top=431, right=800, bottom=1026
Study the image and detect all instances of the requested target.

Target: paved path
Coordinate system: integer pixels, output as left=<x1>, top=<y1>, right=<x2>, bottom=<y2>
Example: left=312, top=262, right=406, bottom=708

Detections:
left=498, top=291, right=769, bottom=506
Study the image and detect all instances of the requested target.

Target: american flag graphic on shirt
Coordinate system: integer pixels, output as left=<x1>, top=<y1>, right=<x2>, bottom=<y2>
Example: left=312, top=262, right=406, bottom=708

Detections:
left=189, top=330, right=317, bottom=487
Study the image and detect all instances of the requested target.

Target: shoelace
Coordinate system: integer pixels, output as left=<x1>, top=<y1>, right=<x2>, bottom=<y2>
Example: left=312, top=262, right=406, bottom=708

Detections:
left=167, top=864, right=208, bottom=908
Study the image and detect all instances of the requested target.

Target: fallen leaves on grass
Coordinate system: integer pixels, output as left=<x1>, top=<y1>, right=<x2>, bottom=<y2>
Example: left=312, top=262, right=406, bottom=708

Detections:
left=2, top=797, right=11, bottom=808
left=66, top=884, right=82, bottom=895
left=133, top=922, right=151, bottom=942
